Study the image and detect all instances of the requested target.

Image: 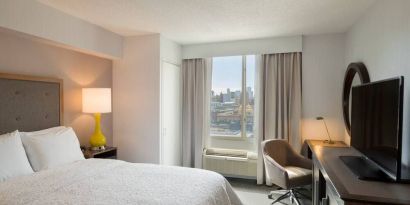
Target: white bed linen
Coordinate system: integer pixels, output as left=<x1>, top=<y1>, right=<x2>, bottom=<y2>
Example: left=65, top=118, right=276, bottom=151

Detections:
left=0, top=159, right=242, bottom=205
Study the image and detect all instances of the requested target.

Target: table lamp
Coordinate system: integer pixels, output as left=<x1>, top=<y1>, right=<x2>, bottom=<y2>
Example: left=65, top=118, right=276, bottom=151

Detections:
left=82, top=88, right=111, bottom=150
left=316, top=116, right=334, bottom=144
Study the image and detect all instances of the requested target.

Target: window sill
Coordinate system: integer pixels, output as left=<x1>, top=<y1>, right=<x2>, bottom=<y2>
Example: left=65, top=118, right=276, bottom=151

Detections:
left=210, top=135, right=254, bottom=141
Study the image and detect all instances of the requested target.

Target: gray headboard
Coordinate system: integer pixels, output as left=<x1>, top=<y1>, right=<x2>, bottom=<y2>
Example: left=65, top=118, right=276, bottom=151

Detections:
left=0, top=73, right=63, bottom=134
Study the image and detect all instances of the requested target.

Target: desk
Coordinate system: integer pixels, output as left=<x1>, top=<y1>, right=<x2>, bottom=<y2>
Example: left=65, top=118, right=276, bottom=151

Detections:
left=307, top=140, right=410, bottom=205
left=306, top=140, right=347, bottom=159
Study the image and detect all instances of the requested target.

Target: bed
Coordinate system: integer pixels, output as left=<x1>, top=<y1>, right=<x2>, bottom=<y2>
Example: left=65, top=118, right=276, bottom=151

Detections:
left=0, top=73, right=241, bottom=205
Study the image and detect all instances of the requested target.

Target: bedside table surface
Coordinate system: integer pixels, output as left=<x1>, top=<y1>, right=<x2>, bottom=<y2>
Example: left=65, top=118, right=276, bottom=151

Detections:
left=83, top=146, right=117, bottom=159
left=85, top=146, right=116, bottom=154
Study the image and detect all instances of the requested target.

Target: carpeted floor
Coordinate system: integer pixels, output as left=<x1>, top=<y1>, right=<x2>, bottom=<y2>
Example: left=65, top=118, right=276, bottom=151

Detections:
left=227, top=177, right=312, bottom=205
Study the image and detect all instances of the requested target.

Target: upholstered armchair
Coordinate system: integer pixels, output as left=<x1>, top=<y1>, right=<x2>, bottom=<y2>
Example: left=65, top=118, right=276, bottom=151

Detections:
left=262, top=139, right=312, bottom=205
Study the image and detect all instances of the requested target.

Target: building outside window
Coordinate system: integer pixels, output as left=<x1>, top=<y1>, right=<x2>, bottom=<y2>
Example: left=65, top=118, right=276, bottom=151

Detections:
left=210, top=55, right=255, bottom=139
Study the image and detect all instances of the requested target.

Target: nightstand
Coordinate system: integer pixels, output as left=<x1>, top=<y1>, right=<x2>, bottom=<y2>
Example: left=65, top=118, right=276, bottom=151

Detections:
left=83, top=146, right=117, bottom=159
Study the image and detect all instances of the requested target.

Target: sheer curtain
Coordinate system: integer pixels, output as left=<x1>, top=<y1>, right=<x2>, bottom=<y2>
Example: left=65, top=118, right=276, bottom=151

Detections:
left=181, top=58, right=212, bottom=168
left=255, top=52, right=302, bottom=185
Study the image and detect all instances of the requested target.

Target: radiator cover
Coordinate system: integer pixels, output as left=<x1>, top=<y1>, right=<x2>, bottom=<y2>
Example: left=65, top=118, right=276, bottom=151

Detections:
left=203, top=148, right=257, bottom=178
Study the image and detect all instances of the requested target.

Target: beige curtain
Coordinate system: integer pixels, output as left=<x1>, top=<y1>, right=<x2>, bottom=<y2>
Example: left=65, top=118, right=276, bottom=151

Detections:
left=182, top=58, right=212, bottom=168
left=255, top=52, right=302, bottom=185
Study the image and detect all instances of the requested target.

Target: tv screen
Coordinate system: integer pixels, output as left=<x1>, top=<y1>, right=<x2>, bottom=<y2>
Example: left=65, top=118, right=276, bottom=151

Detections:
left=351, top=77, right=403, bottom=178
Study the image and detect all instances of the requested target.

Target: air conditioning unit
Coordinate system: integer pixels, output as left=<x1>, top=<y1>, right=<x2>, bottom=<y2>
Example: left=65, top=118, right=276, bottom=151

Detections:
left=203, top=148, right=257, bottom=179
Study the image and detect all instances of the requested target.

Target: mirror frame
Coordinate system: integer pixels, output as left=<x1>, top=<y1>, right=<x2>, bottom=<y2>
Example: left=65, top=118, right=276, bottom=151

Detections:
left=342, top=62, right=370, bottom=136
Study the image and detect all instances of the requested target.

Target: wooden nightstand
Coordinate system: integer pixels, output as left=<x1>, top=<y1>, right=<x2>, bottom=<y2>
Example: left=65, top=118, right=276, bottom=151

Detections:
left=82, top=146, right=117, bottom=159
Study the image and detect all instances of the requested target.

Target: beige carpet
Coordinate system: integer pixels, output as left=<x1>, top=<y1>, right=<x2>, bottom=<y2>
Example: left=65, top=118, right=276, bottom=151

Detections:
left=227, top=178, right=312, bottom=205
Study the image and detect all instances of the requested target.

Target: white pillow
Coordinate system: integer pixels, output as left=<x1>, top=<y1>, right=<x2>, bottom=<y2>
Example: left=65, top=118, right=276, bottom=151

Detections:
left=0, top=131, right=34, bottom=182
left=20, top=127, right=85, bottom=171
left=22, top=126, right=67, bottom=135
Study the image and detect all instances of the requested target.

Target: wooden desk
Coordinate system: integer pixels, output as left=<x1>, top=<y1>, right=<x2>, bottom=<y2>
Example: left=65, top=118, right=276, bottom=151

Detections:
left=307, top=140, right=410, bottom=205
left=306, top=140, right=347, bottom=159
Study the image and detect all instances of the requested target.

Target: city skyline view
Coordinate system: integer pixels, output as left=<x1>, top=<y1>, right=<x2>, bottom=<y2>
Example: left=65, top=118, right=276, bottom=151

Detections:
left=210, top=55, right=256, bottom=138
left=211, top=55, right=255, bottom=94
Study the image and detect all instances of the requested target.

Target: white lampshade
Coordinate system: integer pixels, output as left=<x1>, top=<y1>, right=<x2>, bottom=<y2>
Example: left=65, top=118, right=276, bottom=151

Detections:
left=82, top=88, right=112, bottom=113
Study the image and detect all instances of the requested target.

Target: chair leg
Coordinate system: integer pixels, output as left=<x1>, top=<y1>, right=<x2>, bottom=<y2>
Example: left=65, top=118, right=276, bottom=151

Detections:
left=293, top=189, right=311, bottom=200
left=268, top=189, right=287, bottom=199
left=290, top=189, right=301, bottom=205
left=269, top=187, right=311, bottom=205
left=293, top=197, right=302, bottom=205
left=271, top=191, right=290, bottom=205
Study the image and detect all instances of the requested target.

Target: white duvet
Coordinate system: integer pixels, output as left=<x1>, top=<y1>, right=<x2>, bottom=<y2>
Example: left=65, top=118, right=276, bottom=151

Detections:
left=0, top=159, right=242, bottom=205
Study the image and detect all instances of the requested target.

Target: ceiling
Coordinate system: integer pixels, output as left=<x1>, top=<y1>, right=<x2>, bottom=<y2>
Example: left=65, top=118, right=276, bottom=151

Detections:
left=37, top=0, right=375, bottom=45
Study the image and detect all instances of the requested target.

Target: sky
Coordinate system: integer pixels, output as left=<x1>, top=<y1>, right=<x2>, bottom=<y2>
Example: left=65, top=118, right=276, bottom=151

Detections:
left=212, top=55, right=255, bottom=94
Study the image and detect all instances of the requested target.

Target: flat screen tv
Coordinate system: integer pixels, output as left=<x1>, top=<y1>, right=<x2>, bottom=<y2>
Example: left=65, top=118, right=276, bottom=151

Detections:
left=341, top=76, right=409, bottom=182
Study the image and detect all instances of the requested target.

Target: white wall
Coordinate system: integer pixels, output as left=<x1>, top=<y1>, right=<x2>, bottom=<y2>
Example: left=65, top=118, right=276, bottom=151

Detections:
left=0, top=29, right=113, bottom=146
left=345, top=0, right=410, bottom=164
left=182, top=36, right=302, bottom=59
left=302, top=34, right=346, bottom=142
left=114, top=34, right=182, bottom=164
left=160, top=36, right=182, bottom=66
left=0, top=0, right=122, bottom=59
left=113, top=34, right=161, bottom=163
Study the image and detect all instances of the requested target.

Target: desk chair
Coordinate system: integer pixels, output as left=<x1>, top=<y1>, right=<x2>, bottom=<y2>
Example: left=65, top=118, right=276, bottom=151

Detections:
left=262, top=139, right=312, bottom=205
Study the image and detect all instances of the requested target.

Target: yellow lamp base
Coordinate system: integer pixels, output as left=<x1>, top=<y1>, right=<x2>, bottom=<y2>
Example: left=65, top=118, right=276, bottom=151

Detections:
left=89, top=113, right=106, bottom=149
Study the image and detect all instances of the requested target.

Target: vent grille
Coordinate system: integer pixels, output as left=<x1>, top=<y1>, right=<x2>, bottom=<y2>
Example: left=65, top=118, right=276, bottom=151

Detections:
left=204, top=148, right=248, bottom=158
left=203, top=148, right=257, bottom=178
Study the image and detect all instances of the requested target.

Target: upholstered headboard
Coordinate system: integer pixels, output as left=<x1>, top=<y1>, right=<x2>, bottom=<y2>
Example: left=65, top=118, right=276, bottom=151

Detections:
left=0, top=73, right=63, bottom=134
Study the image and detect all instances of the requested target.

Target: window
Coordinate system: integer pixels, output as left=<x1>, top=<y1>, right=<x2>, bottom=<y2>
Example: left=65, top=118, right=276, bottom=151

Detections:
left=210, top=55, right=256, bottom=139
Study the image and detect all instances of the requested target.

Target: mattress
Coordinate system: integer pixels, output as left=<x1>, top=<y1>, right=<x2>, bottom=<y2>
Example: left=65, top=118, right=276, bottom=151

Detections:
left=0, top=159, right=242, bottom=205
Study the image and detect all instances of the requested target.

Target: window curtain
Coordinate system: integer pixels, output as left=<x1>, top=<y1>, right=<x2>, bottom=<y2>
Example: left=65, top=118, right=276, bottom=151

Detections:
left=255, top=52, right=302, bottom=185
left=182, top=58, right=212, bottom=168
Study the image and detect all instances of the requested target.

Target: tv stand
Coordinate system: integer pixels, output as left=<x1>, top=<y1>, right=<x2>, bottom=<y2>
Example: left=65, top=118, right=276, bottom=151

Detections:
left=339, top=155, right=394, bottom=181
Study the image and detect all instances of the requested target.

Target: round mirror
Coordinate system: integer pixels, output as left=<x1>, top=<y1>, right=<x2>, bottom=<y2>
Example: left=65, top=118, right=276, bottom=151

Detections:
left=342, top=63, right=370, bottom=136
left=349, top=75, right=361, bottom=124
